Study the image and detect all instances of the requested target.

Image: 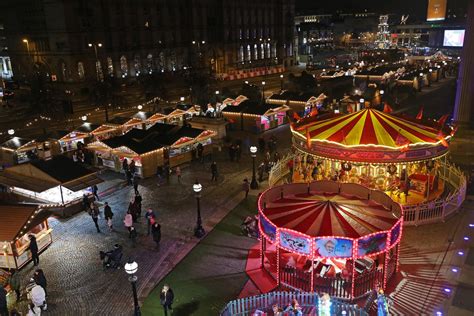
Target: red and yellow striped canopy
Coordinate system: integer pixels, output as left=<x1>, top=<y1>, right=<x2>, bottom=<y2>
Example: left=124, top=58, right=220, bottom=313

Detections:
left=294, top=109, right=446, bottom=148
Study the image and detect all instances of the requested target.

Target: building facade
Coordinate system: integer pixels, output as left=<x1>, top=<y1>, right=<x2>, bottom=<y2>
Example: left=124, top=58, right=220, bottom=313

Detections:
left=1, top=0, right=295, bottom=84
left=0, top=21, right=13, bottom=80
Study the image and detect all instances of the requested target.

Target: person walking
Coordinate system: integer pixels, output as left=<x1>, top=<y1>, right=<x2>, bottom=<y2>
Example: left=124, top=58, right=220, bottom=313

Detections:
left=242, top=178, right=250, bottom=198
left=8, top=269, right=21, bottom=302
left=29, top=234, right=39, bottom=266
left=0, top=285, right=8, bottom=316
left=235, top=144, right=242, bottom=162
left=145, top=208, right=156, bottom=236
left=126, top=170, right=133, bottom=186
left=151, top=222, right=161, bottom=249
left=160, top=284, right=174, bottom=316
left=82, top=194, right=90, bottom=212
left=211, top=161, right=218, bottom=182
left=122, top=159, right=129, bottom=174
left=129, top=160, right=136, bottom=175
left=133, top=174, right=140, bottom=195
left=175, top=166, right=182, bottom=183
left=33, top=269, right=47, bottom=298
left=103, top=202, right=114, bottom=232
left=123, top=211, right=133, bottom=238
left=197, top=143, right=204, bottom=162
left=90, top=203, right=101, bottom=233
left=92, top=185, right=99, bottom=201
left=134, top=193, right=142, bottom=218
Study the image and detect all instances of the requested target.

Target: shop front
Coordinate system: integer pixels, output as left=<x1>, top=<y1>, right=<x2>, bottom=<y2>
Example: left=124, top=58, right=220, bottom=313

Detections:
left=0, top=204, right=52, bottom=269
left=0, top=137, right=38, bottom=166
left=58, top=131, right=89, bottom=153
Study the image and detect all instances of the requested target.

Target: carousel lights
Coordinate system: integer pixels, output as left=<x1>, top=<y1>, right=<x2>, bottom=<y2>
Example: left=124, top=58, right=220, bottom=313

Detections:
left=464, top=236, right=470, bottom=241
left=451, top=267, right=459, bottom=273
left=457, top=251, right=464, bottom=256
left=443, top=288, right=451, bottom=293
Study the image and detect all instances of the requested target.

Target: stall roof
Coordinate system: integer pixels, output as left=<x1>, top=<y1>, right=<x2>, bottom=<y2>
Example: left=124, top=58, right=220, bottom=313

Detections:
left=133, top=111, right=153, bottom=121
left=35, top=130, right=70, bottom=142
left=0, top=137, right=36, bottom=150
left=75, top=123, right=101, bottom=133
left=223, top=100, right=289, bottom=116
left=0, top=203, right=52, bottom=241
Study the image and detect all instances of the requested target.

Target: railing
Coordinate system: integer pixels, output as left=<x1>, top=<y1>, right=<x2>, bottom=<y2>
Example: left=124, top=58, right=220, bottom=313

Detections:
left=268, top=157, right=466, bottom=226
left=220, top=291, right=368, bottom=316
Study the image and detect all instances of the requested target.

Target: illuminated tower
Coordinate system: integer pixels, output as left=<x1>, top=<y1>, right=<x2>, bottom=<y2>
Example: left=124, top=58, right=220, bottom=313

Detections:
left=375, top=15, right=391, bottom=49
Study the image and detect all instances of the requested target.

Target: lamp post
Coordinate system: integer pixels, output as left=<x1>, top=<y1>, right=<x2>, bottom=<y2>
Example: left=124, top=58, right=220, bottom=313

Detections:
left=124, top=260, right=141, bottom=316
left=279, top=74, right=284, bottom=91
left=88, top=42, right=103, bottom=81
left=250, top=146, right=258, bottom=189
left=379, top=90, right=384, bottom=107
left=193, top=181, right=205, bottom=238
left=261, top=81, right=266, bottom=103
left=359, top=98, right=365, bottom=111
left=81, top=115, right=87, bottom=122
left=7, top=129, right=15, bottom=136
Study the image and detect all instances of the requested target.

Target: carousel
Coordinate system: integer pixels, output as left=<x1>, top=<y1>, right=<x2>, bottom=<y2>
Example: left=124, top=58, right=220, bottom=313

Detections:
left=289, top=108, right=456, bottom=206
left=258, top=180, right=402, bottom=300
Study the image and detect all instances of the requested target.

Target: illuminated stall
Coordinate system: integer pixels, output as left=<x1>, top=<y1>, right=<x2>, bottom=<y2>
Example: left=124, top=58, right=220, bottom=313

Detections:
left=257, top=180, right=403, bottom=300
left=222, top=100, right=290, bottom=133
left=0, top=204, right=52, bottom=270
left=0, top=137, right=38, bottom=166
left=267, top=92, right=327, bottom=116
left=289, top=108, right=455, bottom=206
left=106, top=116, right=145, bottom=134
left=0, top=156, right=102, bottom=211
left=34, top=131, right=69, bottom=160
left=57, top=130, right=89, bottom=153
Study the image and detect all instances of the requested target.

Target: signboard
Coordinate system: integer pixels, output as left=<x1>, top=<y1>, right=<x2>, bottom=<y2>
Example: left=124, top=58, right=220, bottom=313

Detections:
left=314, top=237, right=353, bottom=258
left=390, top=221, right=402, bottom=246
left=279, top=230, right=312, bottom=255
left=427, top=0, right=447, bottom=21
left=443, top=30, right=465, bottom=47
left=357, top=232, right=388, bottom=257
left=259, top=214, right=276, bottom=242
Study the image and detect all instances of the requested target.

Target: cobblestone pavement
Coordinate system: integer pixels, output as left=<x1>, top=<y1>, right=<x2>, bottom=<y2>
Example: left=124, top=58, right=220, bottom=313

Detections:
left=8, top=126, right=292, bottom=316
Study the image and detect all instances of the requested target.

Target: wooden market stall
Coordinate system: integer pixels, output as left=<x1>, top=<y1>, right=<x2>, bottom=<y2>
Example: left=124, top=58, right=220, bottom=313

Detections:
left=0, top=156, right=103, bottom=215
left=34, top=131, right=69, bottom=160
left=222, top=100, right=290, bottom=133
left=0, top=137, right=38, bottom=167
left=106, top=116, right=145, bottom=134
left=57, top=130, right=89, bottom=153
left=267, top=92, right=327, bottom=116
left=0, top=203, right=52, bottom=270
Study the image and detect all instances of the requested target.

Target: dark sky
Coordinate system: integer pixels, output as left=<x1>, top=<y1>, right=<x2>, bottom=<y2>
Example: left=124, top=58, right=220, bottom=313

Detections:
left=296, top=0, right=469, bottom=19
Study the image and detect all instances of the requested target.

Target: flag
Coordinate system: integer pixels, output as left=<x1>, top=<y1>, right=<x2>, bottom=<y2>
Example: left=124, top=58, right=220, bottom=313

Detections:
left=383, top=102, right=393, bottom=113
left=437, top=130, right=449, bottom=147
left=309, top=106, right=319, bottom=117
left=416, top=106, right=423, bottom=120
left=293, top=112, right=301, bottom=121
left=437, top=114, right=449, bottom=127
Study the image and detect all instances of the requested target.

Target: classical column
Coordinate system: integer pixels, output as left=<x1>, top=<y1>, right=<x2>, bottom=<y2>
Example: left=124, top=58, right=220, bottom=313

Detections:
left=453, top=2, right=474, bottom=126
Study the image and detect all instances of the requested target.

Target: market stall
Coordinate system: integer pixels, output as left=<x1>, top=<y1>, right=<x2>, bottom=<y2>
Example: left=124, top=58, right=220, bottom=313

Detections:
left=0, top=137, right=38, bottom=166
left=222, top=100, right=290, bottom=133
left=267, top=92, right=327, bottom=116
left=257, top=180, right=403, bottom=300
left=0, top=203, right=52, bottom=269
left=34, top=131, right=69, bottom=160
left=289, top=108, right=455, bottom=206
left=57, top=130, right=89, bottom=153
left=165, top=127, right=216, bottom=167
left=106, top=116, right=145, bottom=134
left=0, top=156, right=102, bottom=211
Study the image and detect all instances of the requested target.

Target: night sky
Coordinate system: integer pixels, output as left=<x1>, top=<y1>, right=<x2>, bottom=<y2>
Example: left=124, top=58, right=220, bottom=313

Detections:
left=296, top=0, right=469, bottom=20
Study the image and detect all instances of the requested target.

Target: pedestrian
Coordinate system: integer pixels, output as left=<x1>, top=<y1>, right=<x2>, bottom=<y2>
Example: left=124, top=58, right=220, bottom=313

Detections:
left=197, top=143, right=204, bottom=162
left=29, top=234, right=39, bottom=266
left=33, top=269, right=47, bottom=298
left=228, top=144, right=235, bottom=161
left=92, top=184, right=99, bottom=201
left=242, top=178, right=250, bottom=198
left=164, top=165, right=170, bottom=183
left=129, top=160, right=136, bottom=175
left=72, top=151, right=78, bottom=163
left=160, top=284, right=174, bottom=316
left=90, top=203, right=101, bottom=233
left=258, top=162, right=265, bottom=182
left=129, top=226, right=137, bottom=247
left=151, top=222, right=161, bottom=249
left=0, top=285, right=8, bottom=316
left=132, top=174, right=140, bottom=195
left=103, top=202, right=114, bottom=231
left=8, top=269, right=21, bottom=302
left=128, top=200, right=138, bottom=223
left=82, top=194, right=90, bottom=212
left=145, top=208, right=156, bottom=236
left=122, top=158, right=129, bottom=174
left=156, top=165, right=163, bottom=186
left=258, top=137, right=266, bottom=152
left=126, top=170, right=133, bottom=186
left=175, top=166, right=181, bottom=183
left=28, top=279, right=46, bottom=311
left=27, top=303, right=41, bottom=316
left=123, top=211, right=133, bottom=237
left=211, top=161, right=218, bottom=182
left=134, top=193, right=142, bottom=217
left=235, top=144, right=242, bottom=162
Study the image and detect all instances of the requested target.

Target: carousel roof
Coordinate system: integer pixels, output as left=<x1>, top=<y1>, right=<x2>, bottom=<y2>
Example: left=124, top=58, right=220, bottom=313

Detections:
left=263, top=192, right=398, bottom=239
left=294, top=108, right=448, bottom=148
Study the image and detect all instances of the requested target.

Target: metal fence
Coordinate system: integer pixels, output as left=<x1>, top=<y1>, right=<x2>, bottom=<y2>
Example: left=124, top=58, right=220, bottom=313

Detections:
left=268, top=157, right=466, bottom=227
left=220, top=291, right=368, bottom=316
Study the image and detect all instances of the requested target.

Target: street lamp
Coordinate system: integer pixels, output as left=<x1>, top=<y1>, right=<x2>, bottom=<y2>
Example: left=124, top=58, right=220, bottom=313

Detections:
left=124, top=259, right=140, bottom=316
left=7, top=129, right=14, bottom=136
left=279, top=74, right=284, bottom=91
left=137, top=105, right=143, bottom=110
left=88, top=42, right=103, bottom=81
left=250, top=146, right=258, bottom=189
left=261, top=81, right=266, bottom=102
left=180, top=96, right=185, bottom=102
left=193, top=181, right=205, bottom=238
left=81, top=115, right=87, bottom=121
left=244, top=80, right=249, bottom=85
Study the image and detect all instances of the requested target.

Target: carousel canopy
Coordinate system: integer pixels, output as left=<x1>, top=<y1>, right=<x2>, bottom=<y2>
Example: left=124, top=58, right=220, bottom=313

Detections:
left=263, top=192, right=398, bottom=239
left=294, top=108, right=449, bottom=148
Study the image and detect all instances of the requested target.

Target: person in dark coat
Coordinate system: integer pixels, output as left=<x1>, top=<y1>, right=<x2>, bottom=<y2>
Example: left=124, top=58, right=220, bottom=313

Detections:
left=82, top=194, right=90, bottom=212
left=132, top=175, right=140, bottom=195
left=211, top=161, right=218, bottom=182
left=8, top=269, right=20, bottom=301
left=126, top=170, right=133, bottom=185
left=160, top=284, right=174, bottom=316
left=129, top=160, right=136, bottom=174
left=33, top=269, right=47, bottom=297
left=29, top=234, right=39, bottom=266
left=129, top=226, right=137, bottom=247
left=90, top=204, right=101, bottom=233
left=92, top=185, right=99, bottom=201
left=128, top=201, right=138, bottom=223
left=122, top=159, right=129, bottom=173
left=134, top=193, right=142, bottom=217
left=0, top=285, right=8, bottom=316
left=103, top=202, right=113, bottom=221
left=235, top=144, right=242, bottom=162
left=151, top=222, right=161, bottom=249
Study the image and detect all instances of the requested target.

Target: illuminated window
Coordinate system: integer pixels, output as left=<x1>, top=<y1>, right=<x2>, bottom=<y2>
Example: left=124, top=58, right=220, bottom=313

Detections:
left=134, top=55, right=141, bottom=76
left=246, top=44, right=251, bottom=61
left=266, top=43, right=270, bottom=58
left=272, top=43, right=277, bottom=58
left=146, top=54, right=153, bottom=73
left=96, top=60, right=104, bottom=81
left=120, top=56, right=128, bottom=77
left=107, top=57, right=114, bottom=76
left=239, top=45, right=244, bottom=62
left=77, top=62, right=85, bottom=79
left=260, top=43, right=264, bottom=59
left=253, top=44, right=258, bottom=60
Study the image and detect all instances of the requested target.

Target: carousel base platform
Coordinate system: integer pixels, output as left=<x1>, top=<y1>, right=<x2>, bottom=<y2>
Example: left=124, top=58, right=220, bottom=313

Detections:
left=243, top=243, right=278, bottom=294
left=385, top=180, right=445, bottom=206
